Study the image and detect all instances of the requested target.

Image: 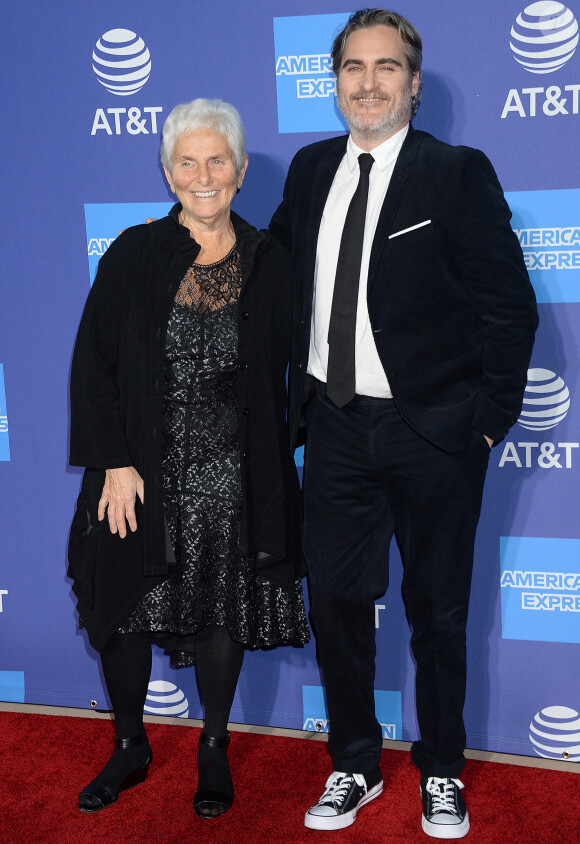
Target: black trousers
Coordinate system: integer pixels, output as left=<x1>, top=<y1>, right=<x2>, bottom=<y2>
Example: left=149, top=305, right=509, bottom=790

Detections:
left=302, top=387, right=490, bottom=779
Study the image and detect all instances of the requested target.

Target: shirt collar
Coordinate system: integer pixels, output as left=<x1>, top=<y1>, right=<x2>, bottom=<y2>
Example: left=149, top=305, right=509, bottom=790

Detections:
left=346, top=123, right=409, bottom=173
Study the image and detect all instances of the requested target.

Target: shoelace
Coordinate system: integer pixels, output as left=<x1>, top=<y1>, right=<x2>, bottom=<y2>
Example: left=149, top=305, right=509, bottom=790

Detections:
left=426, top=777, right=464, bottom=815
left=319, top=774, right=359, bottom=808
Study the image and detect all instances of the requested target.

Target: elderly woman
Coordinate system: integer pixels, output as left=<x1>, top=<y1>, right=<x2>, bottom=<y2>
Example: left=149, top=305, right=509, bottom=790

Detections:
left=68, top=99, right=308, bottom=819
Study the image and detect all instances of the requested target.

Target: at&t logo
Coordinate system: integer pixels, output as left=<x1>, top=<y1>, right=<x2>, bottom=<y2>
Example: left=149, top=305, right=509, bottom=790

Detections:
left=144, top=680, right=189, bottom=717
left=92, top=29, right=151, bottom=94
left=519, top=367, right=570, bottom=429
left=90, top=28, right=162, bottom=136
left=502, top=2, right=580, bottom=117
left=529, top=705, right=580, bottom=759
left=498, top=368, right=578, bottom=468
left=510, top=2, right=578, bottom=73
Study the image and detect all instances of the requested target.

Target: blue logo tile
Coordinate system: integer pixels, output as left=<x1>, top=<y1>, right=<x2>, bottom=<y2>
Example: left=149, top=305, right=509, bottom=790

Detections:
left=507, top=189, right=580, bottom=304
left=273, top=14, right=350, bottom=134
left=302, top=684, right=402, bottom=740
left=0, top=365, right=10, bottom=462
left=0, top=671, right=25, bottom=703
left=500, top=536, right=580, bottom=643
left=84, top=202, right=173, bottom=285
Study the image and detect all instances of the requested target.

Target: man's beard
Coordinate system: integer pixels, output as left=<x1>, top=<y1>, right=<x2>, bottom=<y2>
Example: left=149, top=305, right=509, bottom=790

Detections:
left=337, top=80, right=414, bottom=142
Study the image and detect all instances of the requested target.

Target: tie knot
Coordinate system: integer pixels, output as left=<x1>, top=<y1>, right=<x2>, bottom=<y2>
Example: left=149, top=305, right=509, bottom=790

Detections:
left=358, top=153, right=374, bottom=174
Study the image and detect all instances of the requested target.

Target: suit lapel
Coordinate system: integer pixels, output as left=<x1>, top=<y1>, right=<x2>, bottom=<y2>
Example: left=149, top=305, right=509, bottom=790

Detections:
left=368, top=125, right=423, bottom=283
left=302, top=138, right=348, bottom=315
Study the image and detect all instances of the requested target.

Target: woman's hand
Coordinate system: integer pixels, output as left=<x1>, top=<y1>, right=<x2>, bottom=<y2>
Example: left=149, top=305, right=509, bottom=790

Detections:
left=98, top=467, right=144, bottom=538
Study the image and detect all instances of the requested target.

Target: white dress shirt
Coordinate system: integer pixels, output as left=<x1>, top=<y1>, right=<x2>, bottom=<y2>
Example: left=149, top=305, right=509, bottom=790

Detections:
left=308, top=123, right=408, bottom=398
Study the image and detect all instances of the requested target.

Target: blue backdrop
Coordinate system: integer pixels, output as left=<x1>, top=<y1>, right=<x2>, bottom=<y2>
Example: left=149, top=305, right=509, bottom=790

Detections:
left=1, top=0, right=579, bottom=763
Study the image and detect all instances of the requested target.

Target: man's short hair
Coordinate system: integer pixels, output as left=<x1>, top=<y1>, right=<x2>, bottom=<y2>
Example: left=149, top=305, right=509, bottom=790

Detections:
left=331, top=8, right=423, bottom=117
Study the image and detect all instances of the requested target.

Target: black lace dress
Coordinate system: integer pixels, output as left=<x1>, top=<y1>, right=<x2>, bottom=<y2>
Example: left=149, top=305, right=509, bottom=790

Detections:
left=119, top=246, right=309, bottom=666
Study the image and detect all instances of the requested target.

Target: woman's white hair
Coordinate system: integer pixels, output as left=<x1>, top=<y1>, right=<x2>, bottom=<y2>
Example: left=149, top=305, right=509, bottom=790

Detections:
left=160, top=98, right=246, bottom=176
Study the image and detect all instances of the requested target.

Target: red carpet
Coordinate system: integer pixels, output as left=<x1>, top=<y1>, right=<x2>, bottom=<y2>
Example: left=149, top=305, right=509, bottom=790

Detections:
left=1, top=712, right=578, bottom=843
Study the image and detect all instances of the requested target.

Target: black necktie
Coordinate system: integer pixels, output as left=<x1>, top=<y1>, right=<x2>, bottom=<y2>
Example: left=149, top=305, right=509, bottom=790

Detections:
left=326, top=152, right=374, bottom=408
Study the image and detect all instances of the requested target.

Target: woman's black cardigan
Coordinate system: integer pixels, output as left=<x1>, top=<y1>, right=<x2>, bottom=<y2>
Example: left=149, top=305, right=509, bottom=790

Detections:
left=68, top=206, right=304, bottom=652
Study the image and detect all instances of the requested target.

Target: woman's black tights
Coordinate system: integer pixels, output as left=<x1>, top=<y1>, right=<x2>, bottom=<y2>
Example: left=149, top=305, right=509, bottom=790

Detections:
left=194, top=626, right=244, bottom=803
left=84, top=631, right=153, bottom=795
left=194, top=624, right=245, bottom=739
left=89, top=627, right=244, bottom=794
left=101, top=631, right=152, bottom=737
left=100, top=626, right=245, bottom=737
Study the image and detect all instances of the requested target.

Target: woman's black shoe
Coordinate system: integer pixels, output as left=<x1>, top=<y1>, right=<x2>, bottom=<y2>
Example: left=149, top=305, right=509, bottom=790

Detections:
left=193, top=731, right=233, bottom=819
left=78, top=729, right=152, bottom=813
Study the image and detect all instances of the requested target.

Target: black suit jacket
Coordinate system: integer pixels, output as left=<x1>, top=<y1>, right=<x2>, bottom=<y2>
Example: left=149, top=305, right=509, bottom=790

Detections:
left=270, top=126, right=538, bottom=453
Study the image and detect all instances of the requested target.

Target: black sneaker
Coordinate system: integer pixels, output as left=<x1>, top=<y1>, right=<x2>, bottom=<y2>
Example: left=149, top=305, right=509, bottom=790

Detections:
left=304, top=771, right=383, bottom=830
left=420, top=776, right=470, bottom=839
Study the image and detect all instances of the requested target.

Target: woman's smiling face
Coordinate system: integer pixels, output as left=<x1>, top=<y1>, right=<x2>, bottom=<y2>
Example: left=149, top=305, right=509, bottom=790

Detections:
left=164, top=128, right=247, bottom=229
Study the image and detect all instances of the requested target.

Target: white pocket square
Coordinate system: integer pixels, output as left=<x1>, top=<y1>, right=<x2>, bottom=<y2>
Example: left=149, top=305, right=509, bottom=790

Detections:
left=388, top=219, right=432, bottom=239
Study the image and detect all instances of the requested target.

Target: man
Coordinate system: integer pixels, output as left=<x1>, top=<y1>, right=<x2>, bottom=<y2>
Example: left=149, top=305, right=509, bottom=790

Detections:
left=270, top=9, right=537, bottom=840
